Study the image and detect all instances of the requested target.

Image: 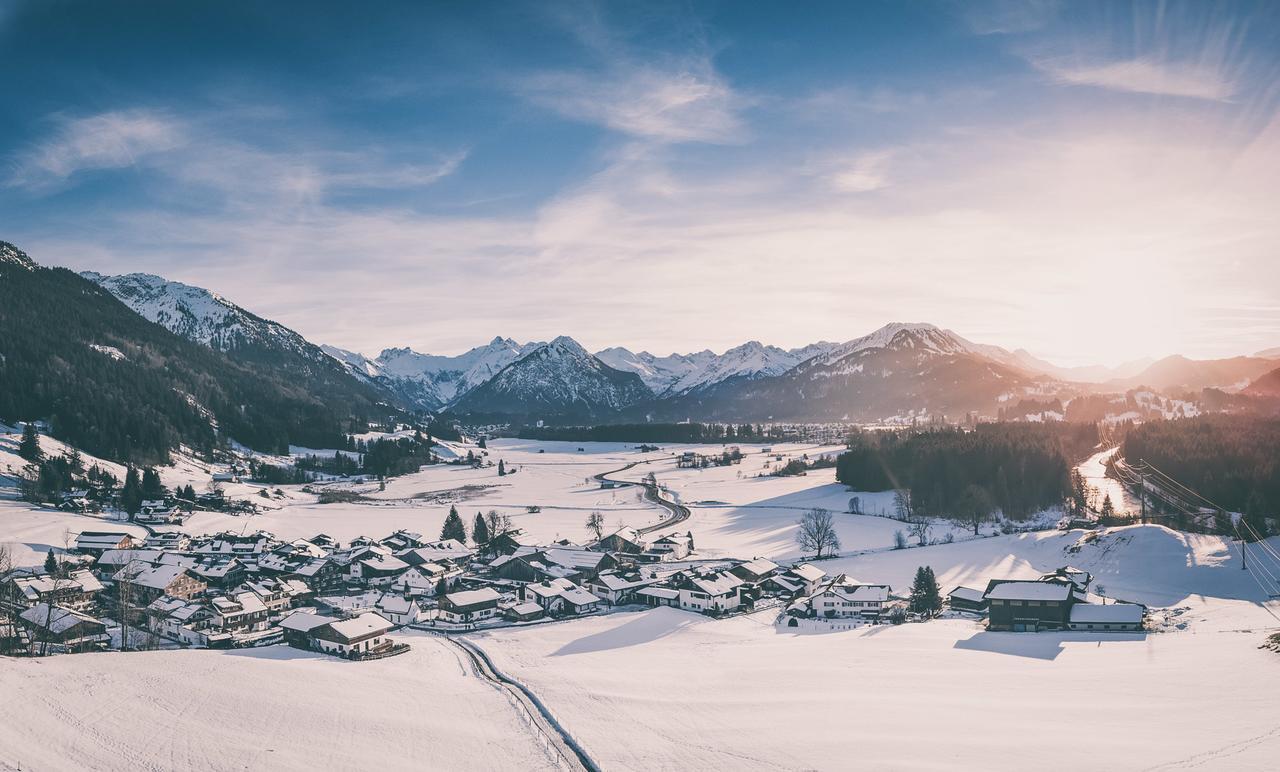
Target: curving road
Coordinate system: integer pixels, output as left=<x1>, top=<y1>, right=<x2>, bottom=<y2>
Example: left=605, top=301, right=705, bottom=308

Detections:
left=592, top=458, right=691, bottom=535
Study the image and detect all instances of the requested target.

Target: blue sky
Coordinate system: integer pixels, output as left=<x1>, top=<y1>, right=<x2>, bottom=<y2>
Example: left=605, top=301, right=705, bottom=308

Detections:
left=2, top=0, right=1278, bottom=365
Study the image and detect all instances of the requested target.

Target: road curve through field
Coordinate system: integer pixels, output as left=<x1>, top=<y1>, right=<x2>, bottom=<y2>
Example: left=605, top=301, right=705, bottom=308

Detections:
left=592, top=458, right=691, bottom=535
left=431, top=633, right=600, bottom=772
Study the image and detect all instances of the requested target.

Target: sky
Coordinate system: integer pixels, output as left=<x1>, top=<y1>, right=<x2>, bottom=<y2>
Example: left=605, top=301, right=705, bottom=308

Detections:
left=2, top=0, right=1278, bottom=366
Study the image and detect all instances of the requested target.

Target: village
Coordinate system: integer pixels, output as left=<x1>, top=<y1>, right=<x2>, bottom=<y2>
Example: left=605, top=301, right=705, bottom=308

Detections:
left=1, top=432, right=1275, bottom=770
left=1, top=509, right=1146, bottom=660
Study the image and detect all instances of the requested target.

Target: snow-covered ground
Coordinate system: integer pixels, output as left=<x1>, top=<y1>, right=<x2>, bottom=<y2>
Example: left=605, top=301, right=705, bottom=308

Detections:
left=3, top=435, right=1279, bottom=770
left=473, top=607, right=1280, bottom=771
left=0, top=634, right=563, bottom=771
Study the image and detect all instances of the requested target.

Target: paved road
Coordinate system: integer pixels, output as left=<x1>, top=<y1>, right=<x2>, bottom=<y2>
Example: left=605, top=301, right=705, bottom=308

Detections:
left=432, top=632, right=599, bottom=772
left=592, top=458, right=691, bottom=535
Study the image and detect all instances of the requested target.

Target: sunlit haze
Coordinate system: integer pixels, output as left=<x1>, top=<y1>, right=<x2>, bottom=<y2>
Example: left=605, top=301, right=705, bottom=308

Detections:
left=2, top=0, right=1278, bottom=366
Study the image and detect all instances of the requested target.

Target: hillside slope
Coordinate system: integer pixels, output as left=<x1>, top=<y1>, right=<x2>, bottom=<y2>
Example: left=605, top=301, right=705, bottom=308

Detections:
left=0, top=242, right=386, bottom=463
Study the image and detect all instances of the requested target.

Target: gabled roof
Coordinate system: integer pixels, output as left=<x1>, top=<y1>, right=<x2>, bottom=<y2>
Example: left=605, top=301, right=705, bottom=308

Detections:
left=114, top=561, right=199, bottom=591
left=279, top=610, right=339, bottom=632
left=1069, top=603, right=1144, bottom=624
left=559, top=587, right=601, bottom=606
left=948, top=586, right=986, bottom=603
left=734, top=557, right=780, bottom=578
left=984, top=581, right=1071, bottom=601
left=543, top=548, right=608, bottom=571
left=323, top=612, right=394, bottom=641
left=443, top=587, right=502, bottom=609
left=19, top=603, right=104, bottom=633
left=788, top=564, right=826, bottom=583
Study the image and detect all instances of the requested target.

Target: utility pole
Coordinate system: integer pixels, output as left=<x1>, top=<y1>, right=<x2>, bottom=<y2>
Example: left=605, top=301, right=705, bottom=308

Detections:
left=1139, top=465, right=1146, bottom=525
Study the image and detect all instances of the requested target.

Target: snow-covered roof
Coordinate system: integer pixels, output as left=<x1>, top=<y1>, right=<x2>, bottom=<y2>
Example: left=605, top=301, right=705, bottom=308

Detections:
left=637, top=587, right=680, bottom=600
left=13, top=570, right=103, bottom=599
left=984, top=581, right=1071, bottom=601
left=948, top=586, right=986, bottom=603
left=19, top=603, right=104, bottom=634
left=560, top=588, right=600, bottom=606
left=325, top=612, right=394, bottom=640
left=114, top=561, right=196, bottom=590
left=789, top=564, right=826, bottom=583
left=736, top=557, right=779, bottom=577
left=279, top=610, right=338, bottom=632
left=592, top=572, right=657, bottom=591
left=525, top=578, right=577, bottom=599
left=444, top=588, right=501, bottom=608
left=821, top=583, right=890, bottom=602
left=686, top=572, right=743, bottom=596
left=543, top=548, right=607, bottom=570
left=76, top=531, right=135, bottom=549
left=507, top=601, right=544, bottom=616
left=1069, top=603, right=1144, bottom=624
left=377, top=595, right=418, bottom=615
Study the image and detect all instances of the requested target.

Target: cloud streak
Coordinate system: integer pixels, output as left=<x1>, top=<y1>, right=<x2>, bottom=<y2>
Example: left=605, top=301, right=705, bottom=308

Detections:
left=1035, top=57, right=1237, bottom=100
left=9, top=110, right=185, bottom=189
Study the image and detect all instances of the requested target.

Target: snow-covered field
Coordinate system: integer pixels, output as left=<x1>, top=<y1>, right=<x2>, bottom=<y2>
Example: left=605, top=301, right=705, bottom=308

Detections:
left=474, top=609, right=1280, bottom=771
left=3, top=434, right=1279, bottom=770
left=0, top=633, right=563, bottom=771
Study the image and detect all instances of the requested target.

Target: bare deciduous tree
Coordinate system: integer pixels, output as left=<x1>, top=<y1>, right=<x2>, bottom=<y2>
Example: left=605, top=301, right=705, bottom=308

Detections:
left=796, top=508, right=841, bottom=559
left=484, top=509, right=511, bottom=537
left=908, top=517, right=932, bottom=547
left=894, top=489, right=914, bottom=521
left=585, top=511, right=605, bottom=541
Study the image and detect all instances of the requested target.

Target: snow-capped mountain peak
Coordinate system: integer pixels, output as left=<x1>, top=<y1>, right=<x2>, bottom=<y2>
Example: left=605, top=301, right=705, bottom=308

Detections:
left=82, top=271, right=317, bottom=357
left=0, top=241, right=36, bottom=271
left=321, top=336, right=544, bottom=411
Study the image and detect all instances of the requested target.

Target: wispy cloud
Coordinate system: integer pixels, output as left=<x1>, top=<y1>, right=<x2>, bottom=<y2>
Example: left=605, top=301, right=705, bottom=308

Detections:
left=519, top=61, right=745, bottom=144
left=1035, top=57, right=1237, bottom=100
left=961, top=0, right=1062, bottom=35
left=8, top=108, right=467, bottom=203
left=9, top=110, right=185, bottom=189
left=827, top=152, right=893, bottom=194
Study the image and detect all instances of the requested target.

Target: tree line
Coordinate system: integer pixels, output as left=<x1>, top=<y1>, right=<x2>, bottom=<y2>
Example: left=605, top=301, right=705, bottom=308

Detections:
left=0, top=254, right=396, bottom=465
left=1123, top=415, right=1278, bottom=522
left=516, top=422, right=790, bottom=444
left=835, top=423, right=1099, bottom=520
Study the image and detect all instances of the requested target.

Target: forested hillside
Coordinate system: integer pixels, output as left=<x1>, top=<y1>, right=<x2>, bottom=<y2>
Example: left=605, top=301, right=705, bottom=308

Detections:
left=0, top=242, right=390, bottom=463
left=835, top=423, right=1099, bottom=519
left=1122, top=416, right=1280, bottom=514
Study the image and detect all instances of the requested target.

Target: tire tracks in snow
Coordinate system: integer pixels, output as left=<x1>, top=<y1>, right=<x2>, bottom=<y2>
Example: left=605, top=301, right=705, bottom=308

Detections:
left=430, top=633, right=599, bottom=772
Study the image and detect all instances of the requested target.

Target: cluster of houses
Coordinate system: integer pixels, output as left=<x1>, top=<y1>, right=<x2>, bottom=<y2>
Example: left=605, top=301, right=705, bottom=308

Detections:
left=3, top=521, right=825, bottom=659
left=2, top=516, right=1145, bottom=659
left=948, top=566, right=1146, bottom=632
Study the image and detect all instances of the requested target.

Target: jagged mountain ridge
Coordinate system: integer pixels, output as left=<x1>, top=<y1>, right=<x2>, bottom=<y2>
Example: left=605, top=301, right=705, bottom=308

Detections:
left=322, top=337, right=543, bottom=411
left=447, top=336, right=652, bottom=421
left=654, top=323, right=1040, bottom=422
left=596, top=340, right=840, bottom=396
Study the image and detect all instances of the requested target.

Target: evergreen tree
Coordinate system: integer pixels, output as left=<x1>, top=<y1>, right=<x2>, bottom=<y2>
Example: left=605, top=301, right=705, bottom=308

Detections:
left=441, top=505, right=467, bottom=542
left=121, top=467, right=143, bottom=516
left=18, top=423, right=43, bottom=462
left=435, top=577, right=449, bottom=597
left=1242, top=490, right=1271, bottom=541
left=908, top=566, right=942, bottom=616
left=43, top=549, right=58, bottom=575
left=497, top=459, right=506, bottom=476
left=1100, top=494, right=1115, bottom=520
left=472, top=511, right=490, bottom=544
left=140, top=467, right=167, bottom=500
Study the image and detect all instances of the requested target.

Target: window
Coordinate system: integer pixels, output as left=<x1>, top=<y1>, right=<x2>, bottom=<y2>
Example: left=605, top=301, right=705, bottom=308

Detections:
left=1010, top=600, right=1022, bottom=606
left=1027, top=601, right=1039, bottom=607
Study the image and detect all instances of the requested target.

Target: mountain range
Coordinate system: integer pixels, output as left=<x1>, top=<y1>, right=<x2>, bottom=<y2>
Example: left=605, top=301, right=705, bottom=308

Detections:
left=0, top=243, right=392, bottom=464
left=5, top=240, right=1277, bottom=462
